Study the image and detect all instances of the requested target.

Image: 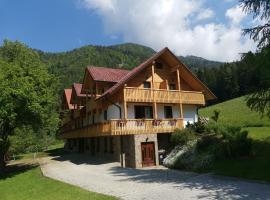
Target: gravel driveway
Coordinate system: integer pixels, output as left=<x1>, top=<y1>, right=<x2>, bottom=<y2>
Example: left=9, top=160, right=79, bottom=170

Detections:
left=40, top=154, right=270, bottom=200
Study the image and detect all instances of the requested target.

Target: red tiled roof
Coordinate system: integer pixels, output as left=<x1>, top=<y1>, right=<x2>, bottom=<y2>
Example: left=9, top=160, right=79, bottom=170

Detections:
left=87, top=66, right=130, bottom=83
left=73, top=83, right=87, bottom=97
left=64, top=89, right=73, bottom=109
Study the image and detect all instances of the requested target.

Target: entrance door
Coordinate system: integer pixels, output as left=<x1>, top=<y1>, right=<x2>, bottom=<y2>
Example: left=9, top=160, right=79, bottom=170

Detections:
left=141, top=142, right=155, bottom=167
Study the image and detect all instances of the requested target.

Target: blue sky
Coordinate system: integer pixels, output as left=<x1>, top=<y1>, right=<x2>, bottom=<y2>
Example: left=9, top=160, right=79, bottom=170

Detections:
left=0, top=0, right=256, bottom=61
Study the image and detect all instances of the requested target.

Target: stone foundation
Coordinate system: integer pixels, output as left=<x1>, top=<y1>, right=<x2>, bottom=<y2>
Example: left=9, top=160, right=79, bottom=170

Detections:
left=64, top=133, right=171, bottom=168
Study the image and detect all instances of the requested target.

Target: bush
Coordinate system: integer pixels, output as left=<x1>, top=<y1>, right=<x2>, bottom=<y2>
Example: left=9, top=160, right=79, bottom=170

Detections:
left=165, top=123, right=253, bottom=170
left=186, top=120, right=207, bottom=134
left=171, top=128, right=197, bottom=146
left=221, top=126, right=252, bottom=157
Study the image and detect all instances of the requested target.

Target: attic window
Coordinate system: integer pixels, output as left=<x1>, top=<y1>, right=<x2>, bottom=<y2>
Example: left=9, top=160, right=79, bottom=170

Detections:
left=156, top=62, right=163, bottom=69
left=143, top=81, right=151, bottom=89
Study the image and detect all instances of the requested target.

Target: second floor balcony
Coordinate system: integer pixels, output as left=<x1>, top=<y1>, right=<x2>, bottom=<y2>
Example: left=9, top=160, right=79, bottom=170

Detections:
left=124, top=87, right=205, bottom=105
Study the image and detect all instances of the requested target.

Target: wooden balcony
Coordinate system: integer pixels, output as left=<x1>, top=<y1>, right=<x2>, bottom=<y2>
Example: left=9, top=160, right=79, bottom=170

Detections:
left=124, top=87, right=205, bottom=105
left=60, top=118, right=184, bottom=139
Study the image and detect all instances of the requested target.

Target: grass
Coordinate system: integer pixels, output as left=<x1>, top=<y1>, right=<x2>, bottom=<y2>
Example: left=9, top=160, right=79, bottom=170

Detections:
left=0, top=166, right=117, bottom=200
left=11, top=142, right=65, bottom=162
left=199, top=96, right=269, bottom=127
left=199, top=97, right=270, bottom=182
left=208, top=127, right=270, bottom=182
left=2, top=143, right=118, bottom=200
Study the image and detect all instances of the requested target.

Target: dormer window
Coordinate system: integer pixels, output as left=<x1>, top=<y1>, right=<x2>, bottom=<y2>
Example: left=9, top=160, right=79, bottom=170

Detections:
left=156, top=62, right=163, bottom=69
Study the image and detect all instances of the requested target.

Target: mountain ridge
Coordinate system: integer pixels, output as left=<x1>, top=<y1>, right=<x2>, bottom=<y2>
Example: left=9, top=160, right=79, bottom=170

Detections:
left=36, top=43, right=223, bottom=91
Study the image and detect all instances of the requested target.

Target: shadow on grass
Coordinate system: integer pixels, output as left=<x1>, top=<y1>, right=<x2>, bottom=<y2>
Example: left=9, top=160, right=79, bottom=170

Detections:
left=0, top=163, right=38, bottom=180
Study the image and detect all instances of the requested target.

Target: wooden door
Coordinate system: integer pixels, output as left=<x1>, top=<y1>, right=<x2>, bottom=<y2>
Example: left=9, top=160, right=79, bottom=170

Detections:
left=141, top=142, right=156, bottom=167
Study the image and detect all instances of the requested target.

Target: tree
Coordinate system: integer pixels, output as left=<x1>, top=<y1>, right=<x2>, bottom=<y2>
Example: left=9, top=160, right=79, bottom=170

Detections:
left=241, top=0, right=270, bottom=118
left=0, top=40, right=59, bottom=173
left=240, top=0, right=270, bottom=48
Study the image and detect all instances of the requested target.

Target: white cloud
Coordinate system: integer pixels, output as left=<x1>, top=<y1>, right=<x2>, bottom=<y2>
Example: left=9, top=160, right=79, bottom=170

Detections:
left=80, top=0, right=256, bottom=62
left=196, top=9, right=214, bottom=20
left=226, top=5, right=247, bottom=25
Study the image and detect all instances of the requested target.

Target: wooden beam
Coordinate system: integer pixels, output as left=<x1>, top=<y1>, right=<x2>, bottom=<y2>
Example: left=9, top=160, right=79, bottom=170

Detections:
left=151, top=62, right=158, bottom=119
left=123, top=84, right=127, bottom=120
left=177, top=68, right=184, bottom=118
left=171, top=64, right=181, bottom=72
left=151, top=62, right=155, bottom=89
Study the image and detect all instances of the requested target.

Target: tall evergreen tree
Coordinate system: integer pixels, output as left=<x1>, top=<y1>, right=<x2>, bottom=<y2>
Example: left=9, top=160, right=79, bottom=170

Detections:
left=240, top=0, right=270, bottom=118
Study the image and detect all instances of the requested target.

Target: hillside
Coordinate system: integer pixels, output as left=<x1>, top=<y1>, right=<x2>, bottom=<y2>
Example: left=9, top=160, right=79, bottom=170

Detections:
left=37, top=43, right=222, bottom=91
left=199, top=96, right=269, bottom=127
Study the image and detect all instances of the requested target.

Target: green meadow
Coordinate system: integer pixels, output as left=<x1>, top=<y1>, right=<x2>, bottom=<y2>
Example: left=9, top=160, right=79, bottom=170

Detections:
left=199, top=96, right=270, bottom=182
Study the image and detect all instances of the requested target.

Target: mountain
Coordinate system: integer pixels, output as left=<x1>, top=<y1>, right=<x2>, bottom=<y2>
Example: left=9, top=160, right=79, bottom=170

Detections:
left=37, top=43, right=222, bottom=92
left=179, top=55, right=222, bottom=70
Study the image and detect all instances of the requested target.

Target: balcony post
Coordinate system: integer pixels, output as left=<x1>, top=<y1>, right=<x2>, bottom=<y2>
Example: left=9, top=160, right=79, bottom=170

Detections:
left=151, top=62, right=158, bottom=119
left=177, top=68, right=184, bottom=118
left=123, top=84, right=127, bottom=120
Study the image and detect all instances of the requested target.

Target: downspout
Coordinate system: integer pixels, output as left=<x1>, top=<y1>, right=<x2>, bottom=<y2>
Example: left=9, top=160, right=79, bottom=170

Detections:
left=105, top=97, right=124, bottom=167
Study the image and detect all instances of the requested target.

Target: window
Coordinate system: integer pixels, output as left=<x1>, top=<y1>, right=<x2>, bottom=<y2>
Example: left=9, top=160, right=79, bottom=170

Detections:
left=169, top=84, right=176, bottom=90
left=96, top=138, right=100, bottom=153
left=104, top=110, right=108, bottom=121
left=104, top=137, right=108, bottom=153
left=99, top=88, right=104, bottom=94
left=143, top=81, right=151, bottom=89
left=109, top=137, right=114, bottom=154
left=156, top=62, right=163, bottom=69
left=92, top=115, right=95, bottom=124
left=164, top=106, right=173, bottom=119
left=92, top=86, right=96, bottom=95
left=135, top=106, right=153, bottom=119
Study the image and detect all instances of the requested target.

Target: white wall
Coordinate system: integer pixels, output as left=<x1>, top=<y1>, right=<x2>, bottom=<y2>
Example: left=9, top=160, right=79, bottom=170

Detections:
left=157, top=104, right=180, bottom=119
left=183, top=105, right=198, bottom=126
left=107, top=103, right=123, bottom=120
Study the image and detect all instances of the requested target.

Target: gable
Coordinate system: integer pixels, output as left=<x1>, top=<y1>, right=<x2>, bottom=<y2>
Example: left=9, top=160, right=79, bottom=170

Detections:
left=98, top=47, right=216, bottom=101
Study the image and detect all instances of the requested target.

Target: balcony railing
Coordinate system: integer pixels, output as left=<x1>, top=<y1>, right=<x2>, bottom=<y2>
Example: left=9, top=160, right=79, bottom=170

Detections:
left=124, top=87, right=205, bottom=105
left=60, top=118, right=184, bottom=139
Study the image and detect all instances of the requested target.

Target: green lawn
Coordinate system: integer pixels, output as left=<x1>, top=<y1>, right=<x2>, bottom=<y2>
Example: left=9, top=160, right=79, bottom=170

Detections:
left=1, top=142, right=118, bottom=200
left=199, top=96, right=269, bottom=127
left=0, top=166, right=117, bottom=200
left=208, top=127, right=270, bottom=182
left=199, top=97, right=270, bottom=182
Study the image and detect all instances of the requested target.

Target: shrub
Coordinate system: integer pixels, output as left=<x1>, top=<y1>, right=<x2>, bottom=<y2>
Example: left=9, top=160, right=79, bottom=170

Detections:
left=171, top=128, right=197, bottom=146
left=221, top=126, right=252, bottom=157
left=211, top=109, right=220, bottom=122
left=186, top=120, right=207, bottom=134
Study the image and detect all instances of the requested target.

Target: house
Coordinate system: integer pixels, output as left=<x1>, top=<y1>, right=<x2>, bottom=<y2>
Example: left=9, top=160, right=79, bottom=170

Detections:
left=60, top=47, right=216, bottom=168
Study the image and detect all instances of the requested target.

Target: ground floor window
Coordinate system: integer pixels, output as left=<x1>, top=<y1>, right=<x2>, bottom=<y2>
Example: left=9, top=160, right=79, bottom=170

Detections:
left=96, top=137, right=100, bottom=153
left=109, top=137, right=114, bottom=154
left=104, top=137, right=108, bottom=153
